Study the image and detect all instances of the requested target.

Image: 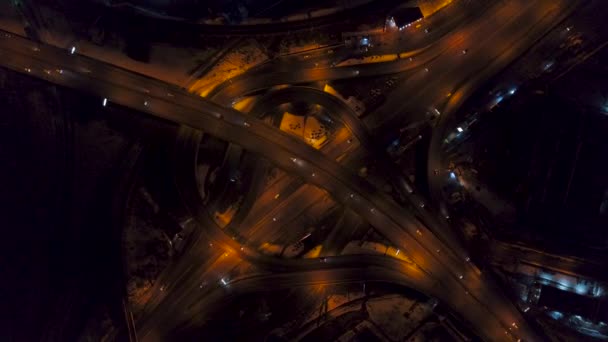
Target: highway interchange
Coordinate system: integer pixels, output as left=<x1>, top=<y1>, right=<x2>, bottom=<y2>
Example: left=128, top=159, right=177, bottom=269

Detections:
left=0, top=0, right=583, bottom=339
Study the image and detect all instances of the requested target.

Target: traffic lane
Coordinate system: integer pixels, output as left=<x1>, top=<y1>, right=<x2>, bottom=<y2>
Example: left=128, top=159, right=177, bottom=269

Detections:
left=11, top=47, right=508, bottom=338
left=210, top=143, right=245, bottom=213
left=140, top=177, right=315, bottom=339
left=138, top=253, right=243, bottom=341
left=1, top=39, right=532, bottom=340
left=226, top=151, right=273, bottom=227
left=235, top=89, right=363, bottom=245
left=141, top=136, right=350, bottom=332
left=151, top=130, right=353, bottom=322
left=177, top=76, right=516, bottom=340
left=426, top=0, right=578, bottom=206
left=366, top=0, right=543, bottom=130
left=239, top=128, right=355, bottom=236
left=4, top=0, right=480, bottom=119
left=135, top=129, right=253, bottom=335
left=5, top=23, right=502, bottom=341
left=234, top=0, right=486, bottom=76
left=422, top=1, right=580, bottom=334
left=148, top=264, right=427, bottom=340
left=352, top=0, right=497, bottom=59
left=207, top=0, right=500, bottom=102
left=137, top=129, right=250, bottom=320
left=240, top=174, right=304, bottom=230
left=429, top=0, right=574, bottom=284
left=171, top=261, right=520, bottom=341
left=210, top=0, right=517, bottom=102
left=254, top=190, right=337, bottom=250
left=385, top=0, right=549, bottom=120
left=208, top=47, right=445, bottom=104
left=138, top=230, right=221, bottom=319
left=154, top=141, right=432, bottom=328
left=0, top=34, right=185, bottom=100
left=173, top=4, right=560, bottom=336
left=205, top=131, right=357, bottom=252
left=140, top=127, right=268, bottom=320
left=371, top=0, right=569, bottom=138
left=430, top=0, right=574, bottom=117
left=169, top=128, right=524, bottom=342
left=269, top=45, right=349, bottom=70
left=142, top=174, right=277, bottom=332
left=244, top=142, right=365, bottom=249
left=246, top=184, right=329, bottom=245
left=247, top=87, right=403, bottom=201
left=167, top=127, right=532, bottom=342
left=246, top=82, right=471, bottom=264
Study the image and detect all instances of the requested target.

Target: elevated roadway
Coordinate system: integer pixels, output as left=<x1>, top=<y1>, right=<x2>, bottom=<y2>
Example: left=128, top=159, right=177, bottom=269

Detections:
left=205, top=0, right=497, bottom=102
left=0, top=30, right=535, bottom=341
left=425, top=0, right=581, bottom=218
left=246, top=86, right=469, bottom=259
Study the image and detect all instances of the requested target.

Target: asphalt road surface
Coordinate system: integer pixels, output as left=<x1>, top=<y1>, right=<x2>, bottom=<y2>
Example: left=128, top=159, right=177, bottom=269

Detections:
left=0, top=12, right=544, bottom=339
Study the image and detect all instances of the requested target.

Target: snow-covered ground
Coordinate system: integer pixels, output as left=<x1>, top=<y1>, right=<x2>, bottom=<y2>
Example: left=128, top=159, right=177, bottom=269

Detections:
left=189, top=39, right=269, bottom=96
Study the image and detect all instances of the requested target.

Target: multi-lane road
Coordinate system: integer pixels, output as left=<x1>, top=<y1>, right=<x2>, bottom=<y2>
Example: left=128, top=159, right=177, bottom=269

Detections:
left=204, top=0, right=496, bottom=103
left=0, top=0, right=576, bottom=338
left=424, top=0, right=580, bottom=207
